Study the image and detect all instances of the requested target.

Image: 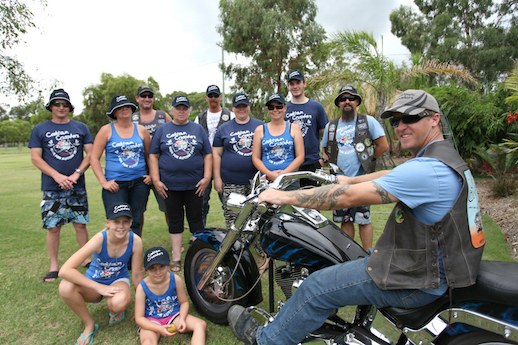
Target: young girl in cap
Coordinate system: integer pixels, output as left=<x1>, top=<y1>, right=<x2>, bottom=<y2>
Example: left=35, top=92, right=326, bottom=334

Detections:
left=135, top=246, right=206, bottom=345
left=59, top=202, right=143, bottom=345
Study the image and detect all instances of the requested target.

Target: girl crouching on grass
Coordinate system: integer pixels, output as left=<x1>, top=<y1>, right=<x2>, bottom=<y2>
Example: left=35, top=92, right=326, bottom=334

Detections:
left=59, top=203, right=143, bottom=345
left=135, top=246, right=206, bottom=345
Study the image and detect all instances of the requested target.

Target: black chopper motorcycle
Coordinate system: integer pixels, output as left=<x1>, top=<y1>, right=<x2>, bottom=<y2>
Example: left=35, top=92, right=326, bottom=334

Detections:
left=184, top=170, right=518, bottom=344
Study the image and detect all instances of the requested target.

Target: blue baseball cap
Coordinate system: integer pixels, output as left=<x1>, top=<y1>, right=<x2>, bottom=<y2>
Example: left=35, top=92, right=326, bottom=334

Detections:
left=265, top=93, right=286, bottom=106
left=172, top=95, right=191, bottom=108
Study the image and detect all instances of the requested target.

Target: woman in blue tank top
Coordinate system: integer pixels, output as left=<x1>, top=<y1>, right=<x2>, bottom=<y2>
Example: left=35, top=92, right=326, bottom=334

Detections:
left=91, top=95, right=152, bottom=237
left=252, top=93, right=304, bottom=187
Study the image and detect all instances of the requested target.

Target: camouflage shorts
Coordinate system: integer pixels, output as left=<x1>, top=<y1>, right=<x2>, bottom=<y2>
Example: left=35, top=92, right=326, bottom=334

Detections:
left=40, top=188, right=89, bottom=229
left=221, top=183, right=252, bottom=230
left=333, top=205, right=371, bottom=225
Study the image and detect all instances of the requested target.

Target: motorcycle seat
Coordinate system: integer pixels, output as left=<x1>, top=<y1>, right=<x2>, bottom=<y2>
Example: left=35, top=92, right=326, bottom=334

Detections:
left=379, top=260, right=518, bottom=330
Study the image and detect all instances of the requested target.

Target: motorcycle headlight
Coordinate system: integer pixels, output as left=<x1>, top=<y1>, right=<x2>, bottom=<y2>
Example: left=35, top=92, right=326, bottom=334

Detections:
left=227, top=193, right=247, bottom=212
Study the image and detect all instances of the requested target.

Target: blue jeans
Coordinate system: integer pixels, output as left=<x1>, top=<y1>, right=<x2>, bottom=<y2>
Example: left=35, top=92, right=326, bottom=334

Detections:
left=101, top=177, right=149, bottom=237
left=257, top=257, right=442, bottom=345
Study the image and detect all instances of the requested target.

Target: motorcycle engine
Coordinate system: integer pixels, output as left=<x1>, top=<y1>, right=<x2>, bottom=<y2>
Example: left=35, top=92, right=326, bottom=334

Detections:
left=275, top=264, right=310, bottom=300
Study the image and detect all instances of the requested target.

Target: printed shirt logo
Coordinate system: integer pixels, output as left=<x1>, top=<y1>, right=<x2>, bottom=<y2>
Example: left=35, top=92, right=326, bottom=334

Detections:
left=46, top=130, right=80, bottom=161
left=336, top=123, right=355, bottom=157
left=166, top=132, right=197, bottom=160
left=464, top=170, right=485, bottom=248
left=91, top=259, right=124, bottom=280
left=146, top=294, right=179, bottom=318
left=264, top=137, right=293, bottom=165
left=228, top=130, right=254, bottom=156
left=285, top=111, right=312, bottom=137
left=112, top=140, right=143, bottom=168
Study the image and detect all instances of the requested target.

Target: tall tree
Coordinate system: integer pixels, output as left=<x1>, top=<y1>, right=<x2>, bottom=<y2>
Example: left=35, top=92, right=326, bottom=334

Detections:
left=82, top=73, right=167, bottom=135
left=390, top=0, right=518, bottom=84
left=218, top=0, right=326, bottom=119
left=1, top=0, right=46, bottom=98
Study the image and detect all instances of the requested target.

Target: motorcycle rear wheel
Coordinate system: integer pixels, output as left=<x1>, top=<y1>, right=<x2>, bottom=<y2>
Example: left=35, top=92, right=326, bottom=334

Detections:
left=443, top=330, right=518, bottom=345
left=184, top=240, right=239, bottom=324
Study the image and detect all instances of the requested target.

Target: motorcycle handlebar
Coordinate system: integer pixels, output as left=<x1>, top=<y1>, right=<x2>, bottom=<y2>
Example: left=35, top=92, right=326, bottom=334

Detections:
left=269, top=170, right=338, bottom=190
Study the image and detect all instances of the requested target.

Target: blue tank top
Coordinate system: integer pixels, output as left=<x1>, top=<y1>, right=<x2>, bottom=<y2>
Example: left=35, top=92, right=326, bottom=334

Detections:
left=85, top=230, right=133, bottom=285
left=105, top=123, right=147, bottom=181
left=141, top=272, right=181, bottom=318
left=261, top=121, right=295, bottom=171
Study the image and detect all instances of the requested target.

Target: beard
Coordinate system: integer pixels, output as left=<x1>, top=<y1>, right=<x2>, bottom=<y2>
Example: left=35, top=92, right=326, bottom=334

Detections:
left=341, top=105, right=355, bottom=120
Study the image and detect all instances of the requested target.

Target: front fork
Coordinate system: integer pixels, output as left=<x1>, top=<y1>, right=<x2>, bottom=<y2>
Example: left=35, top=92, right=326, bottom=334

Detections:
left=196, top=199, right=257, bottom=291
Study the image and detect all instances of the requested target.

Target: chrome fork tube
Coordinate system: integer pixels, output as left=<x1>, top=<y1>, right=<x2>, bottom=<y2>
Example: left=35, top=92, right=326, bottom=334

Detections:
left=196, top=201, right=256, bottom=291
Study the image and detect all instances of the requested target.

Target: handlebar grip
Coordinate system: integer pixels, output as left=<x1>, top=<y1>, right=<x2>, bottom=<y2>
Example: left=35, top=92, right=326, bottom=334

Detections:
left=257, top=202, right=269, bottom=214
left=327, top=175, right=338, bottom=184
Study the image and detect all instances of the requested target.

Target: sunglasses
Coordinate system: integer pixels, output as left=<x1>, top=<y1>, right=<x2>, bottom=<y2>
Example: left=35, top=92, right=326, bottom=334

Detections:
left=389, top=113, right=432, bottom=128
left=140, top=93, right=153, bottom=98
left=51, top=101, right=71, bottom=108
left=207, top=94, right=219, bottom=99
left=267, top=104, right=284, bottom=110
left=338, top=96, right=358, bottom=103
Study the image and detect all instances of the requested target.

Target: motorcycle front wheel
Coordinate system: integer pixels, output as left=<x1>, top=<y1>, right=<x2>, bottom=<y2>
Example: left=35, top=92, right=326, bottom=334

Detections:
left=184, top=240, right=239, bottom=324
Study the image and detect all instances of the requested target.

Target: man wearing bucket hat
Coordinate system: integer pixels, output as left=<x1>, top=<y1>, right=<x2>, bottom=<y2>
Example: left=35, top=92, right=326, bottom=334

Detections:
left=285, top=70, right=329, bottom=188
left=90, top=95, right=151, bottom=238
left=195, top=85, right=235, bottom=227
left=133, top=86, right=173, bottom=232
left=228, top=89, right=484, bottom=345
left=213, top=93, right=264, bottom=230
left=29, top=89, right=94, bottom=282
left=321, top=85, right=389, bottom=249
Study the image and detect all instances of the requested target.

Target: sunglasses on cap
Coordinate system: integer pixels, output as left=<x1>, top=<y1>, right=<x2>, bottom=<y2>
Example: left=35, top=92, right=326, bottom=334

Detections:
left=140, top=93, right=153, bottom=98
left=338, top=96, right=358, bottom=103
left=207, top=93, right=219, bottom=99
left=267, top=104, right=284, bottom=110
left=389, top=112, right=433, bottom=128
left=51, top=101, right=71, bottom=108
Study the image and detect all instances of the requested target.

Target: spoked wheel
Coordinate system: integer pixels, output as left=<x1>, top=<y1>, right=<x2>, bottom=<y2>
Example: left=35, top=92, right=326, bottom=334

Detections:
left=184, top=240, right=239, bottom=324
left=442, top=330, right=518, bottom=345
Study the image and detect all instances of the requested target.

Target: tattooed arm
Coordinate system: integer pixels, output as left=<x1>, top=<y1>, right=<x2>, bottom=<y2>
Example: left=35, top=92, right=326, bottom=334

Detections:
left=258, top=180, right=398, bottom=210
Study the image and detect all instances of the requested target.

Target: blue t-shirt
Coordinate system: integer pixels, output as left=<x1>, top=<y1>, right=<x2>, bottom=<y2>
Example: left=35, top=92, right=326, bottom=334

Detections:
left=321, top=115, right=385, bottom=177
left=213, top=117, right=264, bottom=185
left=104, top=123, right=147, bottom=181
left=28, top=120, right=94, bottom=191
left=261, top=121, right=295, bottom=172
left=285, top=99, right=328, bottom=165
left=141, top=272, right=181, bottom=318
left=85, top=230, right=133, bottom=285
left=150, top=121, right=211, bottom=191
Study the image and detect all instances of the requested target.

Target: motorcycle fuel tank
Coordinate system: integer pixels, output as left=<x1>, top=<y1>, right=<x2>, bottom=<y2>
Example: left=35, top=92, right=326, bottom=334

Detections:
left=261, top=211, right=368, bottom=269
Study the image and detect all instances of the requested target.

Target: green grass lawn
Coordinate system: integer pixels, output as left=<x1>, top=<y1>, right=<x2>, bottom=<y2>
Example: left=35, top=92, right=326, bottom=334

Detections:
left=0, top=150, right=514, bottom=344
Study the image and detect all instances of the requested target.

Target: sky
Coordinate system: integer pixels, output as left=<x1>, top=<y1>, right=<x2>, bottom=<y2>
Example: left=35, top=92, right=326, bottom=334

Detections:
left=6, top=0, right=415, bottom=113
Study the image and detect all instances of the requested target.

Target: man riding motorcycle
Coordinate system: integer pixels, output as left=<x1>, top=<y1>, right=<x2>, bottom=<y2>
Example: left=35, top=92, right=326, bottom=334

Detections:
left=228, top=89, right=485, bottom=345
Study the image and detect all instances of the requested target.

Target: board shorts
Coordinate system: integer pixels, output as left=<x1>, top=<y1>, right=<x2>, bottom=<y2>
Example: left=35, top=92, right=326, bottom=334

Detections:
left=40, top=187, right=89, bottom=229
left=333, top=205, right=371, bottom=225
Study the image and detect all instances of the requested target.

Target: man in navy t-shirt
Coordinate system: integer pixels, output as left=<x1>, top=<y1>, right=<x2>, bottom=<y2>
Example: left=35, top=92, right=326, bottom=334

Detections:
left=213, top=93, right=264, bottom=229
left=284, top=70, right=329, bottom=187
left=28, top=89, right=94, bottom=282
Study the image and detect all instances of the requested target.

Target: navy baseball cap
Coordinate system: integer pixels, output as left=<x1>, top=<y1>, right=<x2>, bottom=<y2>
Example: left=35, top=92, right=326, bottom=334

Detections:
left=107, top=95, right=137, bottom=119
left=265, top=93, right=286, bottom=106
left=106, top=203, right=133, bottom=220
left=46, top=89, right=75, bottom=112
left=144, top=247, right=170, bottom=270
left=232, top=93, right=250, bottom=106
left=206, top=85, right=221, bottom=96
left=287, top=70, right=304, bottom=82
left=172, top=95, right=191, bottom=108
left=137, top=86, right=154, bottom=97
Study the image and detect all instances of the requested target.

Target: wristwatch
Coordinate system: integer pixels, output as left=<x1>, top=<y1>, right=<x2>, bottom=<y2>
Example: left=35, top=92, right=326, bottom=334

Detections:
left=75, top=168, right=83, bottom=175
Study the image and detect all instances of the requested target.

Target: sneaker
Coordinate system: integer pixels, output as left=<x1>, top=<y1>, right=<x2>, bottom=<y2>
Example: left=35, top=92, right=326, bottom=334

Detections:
left=228, top=305, right=259, bottom=345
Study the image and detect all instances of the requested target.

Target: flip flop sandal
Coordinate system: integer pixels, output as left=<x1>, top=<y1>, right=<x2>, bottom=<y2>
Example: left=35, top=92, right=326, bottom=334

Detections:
left=42, top=271, right=59, bottom=283
left=170, top=260, right=181, bottom=272
left=109, top=311, right=125, bottom=325
left=76, top=324, right=98, bottom=345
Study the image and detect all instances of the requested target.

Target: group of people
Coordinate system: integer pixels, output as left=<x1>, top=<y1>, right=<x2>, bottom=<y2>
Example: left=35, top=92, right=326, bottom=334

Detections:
left=28, top=73, right=484, bottom=345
